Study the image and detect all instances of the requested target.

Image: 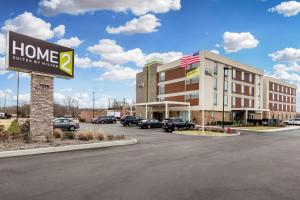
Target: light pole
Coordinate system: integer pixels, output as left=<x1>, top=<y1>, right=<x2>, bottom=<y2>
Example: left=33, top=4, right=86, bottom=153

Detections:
left=92, top=91, right=95, bottom=118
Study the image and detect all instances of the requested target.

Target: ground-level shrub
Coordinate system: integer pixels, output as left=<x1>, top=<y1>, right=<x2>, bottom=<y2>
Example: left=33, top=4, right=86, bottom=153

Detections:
left=63, top=131, right=75, bottom=140
left=21, top=120, right=31, bottom=143
left=53, top=129, right=62, bottom=138
left=8, top=120, right=21, bottom=138
left=0, top=130, right=9, bottom=142
left=76, top=131, right=94, bottom=141
left=107, top=134, right=114, bottom=141
left=95, top=132, right=105, bottom=141
left=113, top=135, right=126, bottom=140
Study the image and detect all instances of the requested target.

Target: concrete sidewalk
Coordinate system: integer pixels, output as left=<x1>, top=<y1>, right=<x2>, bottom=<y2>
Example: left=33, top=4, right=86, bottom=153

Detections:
left=231, top=126, right=300, bottom=132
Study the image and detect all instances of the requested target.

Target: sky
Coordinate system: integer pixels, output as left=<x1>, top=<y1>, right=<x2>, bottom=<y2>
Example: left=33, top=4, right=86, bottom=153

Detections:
left=1, top=0, right=300, bottom=110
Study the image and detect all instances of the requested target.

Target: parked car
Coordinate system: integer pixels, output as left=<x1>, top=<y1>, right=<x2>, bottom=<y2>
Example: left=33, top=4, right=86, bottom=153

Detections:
left=0, top=112, right=11, bottom=119
left=53, top=118, right=80, bottom=131
left=138, top=119, right=162, bottom=129
left=92, top=116, right=116, bottom=124
left=162, top=118, right=195, bottom=132
left=121, top=116, right=143, bottom=126
left=282, top=118, right=300, bottom=125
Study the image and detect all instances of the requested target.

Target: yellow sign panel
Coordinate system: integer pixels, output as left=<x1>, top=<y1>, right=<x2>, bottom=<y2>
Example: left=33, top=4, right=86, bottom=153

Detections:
left=186, top=67, right=200, bottom=78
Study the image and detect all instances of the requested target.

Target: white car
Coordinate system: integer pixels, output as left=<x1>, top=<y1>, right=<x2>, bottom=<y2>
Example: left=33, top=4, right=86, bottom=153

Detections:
left=283, top=118, right=300, bottom=125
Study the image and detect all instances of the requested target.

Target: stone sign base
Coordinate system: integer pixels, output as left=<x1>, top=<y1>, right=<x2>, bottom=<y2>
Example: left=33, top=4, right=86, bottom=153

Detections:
left=30, top=73, right=54, bottom=138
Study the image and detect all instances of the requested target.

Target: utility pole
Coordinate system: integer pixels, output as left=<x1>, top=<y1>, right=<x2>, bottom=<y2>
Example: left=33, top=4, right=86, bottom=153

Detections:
left=3, top=91, right=6, bottom=113
left=92, top=91, right=95, bottom=118
left=16, top=72, right=20, bottom=122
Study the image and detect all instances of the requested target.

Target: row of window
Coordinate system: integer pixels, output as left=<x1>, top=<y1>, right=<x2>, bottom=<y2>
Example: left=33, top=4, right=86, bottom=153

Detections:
left=213, top=94, right=255, bottom=108
left=213, top=79, right=255, bottom=96
left=270, top=82, right=296, bottom=95
left=269, top=103, right=296, bottom=112
left=214, top=62, right=254, bottom=83
left=269, top=93, right=296, bottom=103
left=185, top=93, right=199, bottom=100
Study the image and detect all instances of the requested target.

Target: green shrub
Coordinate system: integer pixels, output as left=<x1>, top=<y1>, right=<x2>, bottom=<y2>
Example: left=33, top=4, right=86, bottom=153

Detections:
left=63, top=131, right=75, bottom=140
left=8, top=120, right=21, bottom=138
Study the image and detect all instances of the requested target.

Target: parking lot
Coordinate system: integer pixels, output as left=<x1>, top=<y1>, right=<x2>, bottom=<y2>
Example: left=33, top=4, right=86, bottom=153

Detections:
left=1, top=123, right=300, bottom=200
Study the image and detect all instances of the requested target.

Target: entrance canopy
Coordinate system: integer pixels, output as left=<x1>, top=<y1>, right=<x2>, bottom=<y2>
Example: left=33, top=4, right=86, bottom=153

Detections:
left=134, top=101, right=191, bottom=120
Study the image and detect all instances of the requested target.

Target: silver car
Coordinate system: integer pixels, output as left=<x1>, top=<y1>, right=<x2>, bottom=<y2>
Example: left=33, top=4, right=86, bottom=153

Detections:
left=283, top=118, right=300, bottom=125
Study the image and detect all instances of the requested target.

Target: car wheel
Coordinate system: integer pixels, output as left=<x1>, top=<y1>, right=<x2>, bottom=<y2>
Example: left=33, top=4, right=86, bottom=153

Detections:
left=113, top=120, right=116, bottom=124
left=69, top=126, right=75, bottom=131
left=147, top=125, right=151, bottom=129
left=190, top=125, right=195, bottom=130
left=174, top=126, right=179, bottom=131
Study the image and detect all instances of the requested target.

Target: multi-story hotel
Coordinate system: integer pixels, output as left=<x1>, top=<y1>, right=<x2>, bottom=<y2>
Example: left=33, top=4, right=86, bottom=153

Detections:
left=263, top=76, right=297, bottom=120
left=135, top=51, right=297, bottom=125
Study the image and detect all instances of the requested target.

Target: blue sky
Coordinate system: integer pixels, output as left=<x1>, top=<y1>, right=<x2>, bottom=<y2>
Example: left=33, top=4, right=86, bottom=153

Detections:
left=0, top=0, right=300, bottom=110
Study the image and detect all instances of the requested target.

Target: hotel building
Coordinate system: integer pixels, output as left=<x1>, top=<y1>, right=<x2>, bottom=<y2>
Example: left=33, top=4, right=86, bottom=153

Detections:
left=135, top=51, right=297, bottom=125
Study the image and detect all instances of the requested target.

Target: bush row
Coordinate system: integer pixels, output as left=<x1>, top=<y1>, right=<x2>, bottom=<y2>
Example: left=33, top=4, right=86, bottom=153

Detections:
left=53, top=129, right=125, bottom=141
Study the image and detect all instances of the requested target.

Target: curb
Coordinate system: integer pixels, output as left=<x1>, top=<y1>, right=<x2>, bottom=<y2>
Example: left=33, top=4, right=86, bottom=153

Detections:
left=0, top=138, right=138, bottom=158
left=173, top=131, right=241, bottom=137
left=232, top=126, right=300, bottom=133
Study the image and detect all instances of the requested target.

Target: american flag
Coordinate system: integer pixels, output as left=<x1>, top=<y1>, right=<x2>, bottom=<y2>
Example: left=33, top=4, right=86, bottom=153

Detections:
left=180, top=52, right=200, bottom=68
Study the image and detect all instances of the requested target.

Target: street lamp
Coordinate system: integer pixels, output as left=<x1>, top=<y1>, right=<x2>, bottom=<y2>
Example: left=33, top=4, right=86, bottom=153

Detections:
left=222, top=66, right=232, bottom=130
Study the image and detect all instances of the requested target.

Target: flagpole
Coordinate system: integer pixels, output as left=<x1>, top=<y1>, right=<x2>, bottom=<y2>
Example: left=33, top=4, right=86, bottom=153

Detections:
left=201, top=52, right=205, bottom=132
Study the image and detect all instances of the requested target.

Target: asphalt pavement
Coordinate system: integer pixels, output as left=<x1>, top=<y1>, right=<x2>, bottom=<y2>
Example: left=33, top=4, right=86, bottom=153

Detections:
left=1, top=123, right=300, bottom=200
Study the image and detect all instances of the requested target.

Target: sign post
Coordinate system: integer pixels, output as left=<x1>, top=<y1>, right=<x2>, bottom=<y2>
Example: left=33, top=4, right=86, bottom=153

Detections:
left=6, top=31, right=74, bottom=140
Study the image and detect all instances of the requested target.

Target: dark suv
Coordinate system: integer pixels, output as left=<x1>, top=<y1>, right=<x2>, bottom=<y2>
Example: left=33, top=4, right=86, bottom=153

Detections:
left=121, top=116, right=143, bottom=126
left=53, top=118, right=80, bottom=131
left=162, top=118, right=195, bottom=132
left=93, top=116, right=117, bottom=124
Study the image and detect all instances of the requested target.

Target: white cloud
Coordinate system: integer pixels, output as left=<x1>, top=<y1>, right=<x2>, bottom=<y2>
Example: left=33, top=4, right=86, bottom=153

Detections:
left=0, top=33, right=6, bottom=55
left=87, top=39, right=182, bottom=66
left=222, top=32, right=259, bottom=53
left=39, top=0, right=181, bottom=16
left=2, top=11, right=59, bottom=40
left=269, top=48, right=300, bottom=62
left=210, top=50, right=220, bottom=54
left=53, top=25, right=65, bottom=38
left=56, top=37, right=83, bottom=48
left=99, top=65, right=138, bottom=81
left=7, top=72, right=30, bottom=80
left=106, top=14, right=161, bottom=35
left=74, top=55, right=113, bottom=69
left=269, top=1, right=300, bottom=17
left=13, top=93, right=30, bottom=104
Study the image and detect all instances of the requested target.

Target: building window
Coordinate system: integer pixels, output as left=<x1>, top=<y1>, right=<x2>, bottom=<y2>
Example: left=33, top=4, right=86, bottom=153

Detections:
left=159, top=97, right=165, bottom=102
left=232, top=83, right=236, bottom=93
left=214, top=78, right=218, bottom=90
left=249, top=74, right=252, bottom=83
left=185, top=94, right=190, bottom=100
left=241, top=71, right=244, bottom=81
left=241, top=84, right=244, bottom=94
left=241, top=98, right=244, bottom=107
left=214, top=62, right=218, bottom=75
left=224, top=95, right=228, bottom=107
left=191, top=76, right=199, bottom=84
left=186, top=79, right=190, bottom=85
left=249, top=99, right=252, bottom=108
left=272, top=83, right=275, bottom=91
left=249, top=86, right=252, bottom=96
left=232, top=69, right=236, bottom=79
left=224, top=80, right=228, bottom=91
left=191, top=93, right=199, bottom=99
left=224, top=67, right=228, bottom=77
left=191, top=62, right=199, bottom=69
left=232, top=96, right=236, bottom=107
left=159, top=85, right=165, bottom=95
left=213, top=93, right=217, bottom=106
left=277, top=85, right=279, bottom=92
left=159, top=71, right=165, bottom=82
